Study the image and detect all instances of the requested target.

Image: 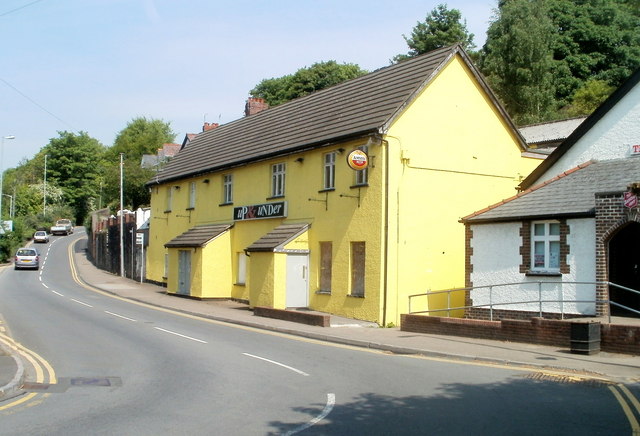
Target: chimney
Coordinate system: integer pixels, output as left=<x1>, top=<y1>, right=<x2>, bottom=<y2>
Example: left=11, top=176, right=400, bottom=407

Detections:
left=244, top=97, right=269, bottom=117
left=202, top=122, right=219, bottom=132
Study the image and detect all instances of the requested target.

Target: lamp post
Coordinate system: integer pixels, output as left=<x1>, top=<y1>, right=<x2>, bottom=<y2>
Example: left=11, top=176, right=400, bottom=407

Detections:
left=0, top=135, right=15, bottom=221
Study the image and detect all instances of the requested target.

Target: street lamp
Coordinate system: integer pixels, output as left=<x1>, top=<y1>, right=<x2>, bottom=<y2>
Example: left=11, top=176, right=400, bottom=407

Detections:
left=0, top=135, right=15, bottom=221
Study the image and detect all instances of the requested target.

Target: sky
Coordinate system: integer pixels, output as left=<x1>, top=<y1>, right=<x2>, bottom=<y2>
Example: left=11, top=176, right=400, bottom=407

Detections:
left=0, top=0, right=497, bottom=170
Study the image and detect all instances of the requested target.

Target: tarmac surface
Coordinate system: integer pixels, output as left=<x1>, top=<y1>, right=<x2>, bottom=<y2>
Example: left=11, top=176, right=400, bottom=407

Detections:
left=1, top=242, right=639, bottom=402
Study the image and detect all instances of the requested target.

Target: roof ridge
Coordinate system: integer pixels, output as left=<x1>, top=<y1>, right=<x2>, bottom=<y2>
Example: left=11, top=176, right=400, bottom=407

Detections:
left=460, top=160, right=595, bottom=222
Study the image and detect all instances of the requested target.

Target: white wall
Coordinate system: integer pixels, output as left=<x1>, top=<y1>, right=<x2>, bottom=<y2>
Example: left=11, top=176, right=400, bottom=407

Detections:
left=470, top=218, right=596, bottom=315
left=539, top=83, right=640, bottom=181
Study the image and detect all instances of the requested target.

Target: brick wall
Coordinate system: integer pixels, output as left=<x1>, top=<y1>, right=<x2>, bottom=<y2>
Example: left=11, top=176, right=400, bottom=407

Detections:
left=401, top=314, right=640, bottom=355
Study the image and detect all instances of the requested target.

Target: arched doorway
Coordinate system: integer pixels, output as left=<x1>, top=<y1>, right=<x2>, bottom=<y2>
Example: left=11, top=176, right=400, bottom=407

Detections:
left=608, top=222, right=640, bottom=317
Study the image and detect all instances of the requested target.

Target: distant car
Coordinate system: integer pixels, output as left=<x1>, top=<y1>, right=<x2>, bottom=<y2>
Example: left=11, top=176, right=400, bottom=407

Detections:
left=33, top=230, right=49, bottom=243
left=14, top=248, right=39, bottom=270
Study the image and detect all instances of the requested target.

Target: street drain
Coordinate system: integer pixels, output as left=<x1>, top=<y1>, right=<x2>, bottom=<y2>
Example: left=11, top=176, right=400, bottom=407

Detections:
left=523, top=372, right=613, bottom=387
left=22, top=377, right=122, bottom=393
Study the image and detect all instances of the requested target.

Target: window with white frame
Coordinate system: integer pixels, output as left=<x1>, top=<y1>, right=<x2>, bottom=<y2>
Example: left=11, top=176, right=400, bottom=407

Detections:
left=188, top=181, right=196, bottom=209
left=531, top=221, right=560, bottom=271
left=223, top=174, right=233, bottom=204
left=271, top=163, right=286, bottom=197
left=324, top=152, right=336, bottom=189
left=163, top=253, right=169, bottom=278
left=355, top=145, right=368, bottom=185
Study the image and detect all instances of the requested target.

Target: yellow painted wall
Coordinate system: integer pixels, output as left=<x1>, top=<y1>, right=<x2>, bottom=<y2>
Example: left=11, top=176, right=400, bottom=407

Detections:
left=200, top=232, right=233, bottom=298
left=146, top=137, right=386, bottom=322
left=249, top=252, right=275, bottom=307
left=383, top=54, right=541, bottom=324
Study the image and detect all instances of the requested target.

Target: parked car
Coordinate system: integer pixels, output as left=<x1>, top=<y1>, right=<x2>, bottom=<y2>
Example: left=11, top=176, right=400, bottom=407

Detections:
left=14, top=248, right=39, bottom=270
left=33, top=230, right=49, bottom=243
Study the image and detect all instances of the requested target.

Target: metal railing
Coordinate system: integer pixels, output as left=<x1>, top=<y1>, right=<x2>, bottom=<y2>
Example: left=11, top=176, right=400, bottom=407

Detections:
left=408, top=281, right=640, bottom=323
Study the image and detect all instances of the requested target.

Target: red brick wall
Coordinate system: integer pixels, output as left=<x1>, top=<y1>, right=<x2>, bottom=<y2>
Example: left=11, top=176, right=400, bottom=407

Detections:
left=401, top=314, right=639, bottom=355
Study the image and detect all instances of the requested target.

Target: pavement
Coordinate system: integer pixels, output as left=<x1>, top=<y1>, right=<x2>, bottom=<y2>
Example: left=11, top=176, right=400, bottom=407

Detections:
left=2, top=243, right=640, bottom=402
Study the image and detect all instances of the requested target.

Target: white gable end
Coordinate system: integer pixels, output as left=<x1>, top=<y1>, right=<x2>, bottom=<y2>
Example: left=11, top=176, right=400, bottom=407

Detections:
left=538, top=81, right=640, bottom=181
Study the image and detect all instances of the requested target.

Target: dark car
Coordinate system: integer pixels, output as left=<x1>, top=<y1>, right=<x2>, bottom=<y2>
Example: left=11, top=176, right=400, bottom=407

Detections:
left=14, top=248, right=39, bottom=270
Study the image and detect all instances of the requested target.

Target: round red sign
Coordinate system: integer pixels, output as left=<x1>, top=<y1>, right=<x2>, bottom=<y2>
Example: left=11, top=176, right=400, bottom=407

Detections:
left=347, top=149, right=368, bottom=170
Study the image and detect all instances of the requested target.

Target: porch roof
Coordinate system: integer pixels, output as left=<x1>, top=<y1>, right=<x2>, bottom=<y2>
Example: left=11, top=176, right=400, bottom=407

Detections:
left=245, top=223, right=309, bottom=253
left=164, top=224, right=233, bottom=248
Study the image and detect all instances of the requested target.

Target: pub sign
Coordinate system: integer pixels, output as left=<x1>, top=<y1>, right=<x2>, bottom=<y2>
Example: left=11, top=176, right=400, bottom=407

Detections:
left=234, top=201, right=287, bottom=221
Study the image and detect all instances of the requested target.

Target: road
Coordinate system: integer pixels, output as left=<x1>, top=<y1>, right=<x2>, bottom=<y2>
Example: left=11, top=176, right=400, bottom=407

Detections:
left=0, top=231, right=637, bottom=435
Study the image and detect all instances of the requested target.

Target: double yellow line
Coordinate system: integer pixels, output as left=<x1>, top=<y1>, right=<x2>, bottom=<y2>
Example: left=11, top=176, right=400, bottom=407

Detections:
left=0, top=332, right=56, bottom=411
left=609, top=384, right=640, bottom=435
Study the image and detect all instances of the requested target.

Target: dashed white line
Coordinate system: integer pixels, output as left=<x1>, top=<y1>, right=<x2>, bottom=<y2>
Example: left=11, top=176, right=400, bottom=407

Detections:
left=41, top=283, right=48, bottom=288
left=104, top=311, right=137, bottom=322
left=71, top=298, right=93, bottom=308
left=284, top=393, right=335, bottom=435
left=154, top=327, right=207, bottom=343
left=242, top=353, right=309, bottom=376
left=51, top=290, right=64, bottom=297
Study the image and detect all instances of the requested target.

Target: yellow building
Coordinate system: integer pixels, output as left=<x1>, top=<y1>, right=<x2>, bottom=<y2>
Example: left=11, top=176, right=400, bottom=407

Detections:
left=146, top=45, right=543, bottom=325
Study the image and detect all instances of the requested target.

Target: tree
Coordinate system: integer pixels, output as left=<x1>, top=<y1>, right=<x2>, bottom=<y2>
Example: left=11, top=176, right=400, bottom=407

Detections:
left=102, top=117, right=176, bottom=211
left=561, top=79, right=616, bottom=117
left=44, top=131, right=106, bottom=224
left=250, top=61, right=368, bottom=107
left=393, top=4, right=475, bottom=63
left=109, top=117, right=176, bottom=161
left=479, top=0, right=640, bottom=124
left=546, top=0, right=640, bottom=106
left=480, top=0, right=557, bottom=124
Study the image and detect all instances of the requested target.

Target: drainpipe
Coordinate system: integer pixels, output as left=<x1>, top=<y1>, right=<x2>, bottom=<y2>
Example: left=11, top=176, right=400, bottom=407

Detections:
left=382, top=137, right=390, bottom=327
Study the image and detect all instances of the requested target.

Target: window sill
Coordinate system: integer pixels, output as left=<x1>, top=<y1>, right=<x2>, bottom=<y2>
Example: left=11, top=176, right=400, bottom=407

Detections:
left=350, top=183, right=368, bottom=189
left=315, top=290, right=331, bottom=295
left=219, top=202, right=233, bottom=207
left=525, top=270, right=562, bottom=277
left=318, top=188, right=335, bottom=193
left=186, top=207, right=194, bottom=211
left=266, top=195, right=285, bottom=200
left=163, top=210, right=171, bottom=214
left=234, top=283, right=246, bottom=287
left=347, top=294, right=365, bottom=298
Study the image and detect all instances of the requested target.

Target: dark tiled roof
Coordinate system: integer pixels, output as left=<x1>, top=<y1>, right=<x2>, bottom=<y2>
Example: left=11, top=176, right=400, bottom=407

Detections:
left=520, top=68, right=640, bottom=190
left=151, top=45, right=518, bottom=184
left=164, top=224, right=232, bottom=248
left=462, top=158, right=640, bottom=223
left=246, top=223, right=309, bottom=252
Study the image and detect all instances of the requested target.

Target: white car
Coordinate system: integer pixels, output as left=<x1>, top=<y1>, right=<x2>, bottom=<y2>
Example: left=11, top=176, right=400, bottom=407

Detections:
left=33, top=230, right=49, bottom=243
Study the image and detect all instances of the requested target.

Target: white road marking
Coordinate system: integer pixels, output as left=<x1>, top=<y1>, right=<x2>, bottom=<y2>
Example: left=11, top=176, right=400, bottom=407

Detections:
left=104, top=311, right=137, bottom=322
left=51, top=290, right=64, bottom=297
left=41, top=283, right=48, bottom=288
left=71, top=298, right=93, bottom=308
left=284, top=393, right=336, bottom=435
left=154, top=327, right=207, bottom=343
left=242, top=353, right=309, bottom=376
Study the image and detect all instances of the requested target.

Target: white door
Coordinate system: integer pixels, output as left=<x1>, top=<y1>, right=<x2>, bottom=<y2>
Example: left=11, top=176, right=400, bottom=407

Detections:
left=286, top=254, right=309, bottom=308
left=178, top=250, right=191, bottom=296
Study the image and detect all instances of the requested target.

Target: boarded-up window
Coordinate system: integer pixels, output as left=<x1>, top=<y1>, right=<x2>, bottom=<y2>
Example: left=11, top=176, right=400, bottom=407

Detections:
left=319, top=242, right=332, bottom=292
left=351, top=242, right=365, bottom=297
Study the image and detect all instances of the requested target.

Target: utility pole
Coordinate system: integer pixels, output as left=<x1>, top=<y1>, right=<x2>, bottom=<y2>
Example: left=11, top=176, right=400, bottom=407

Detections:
left=120, top=153, right=125, bottom=278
